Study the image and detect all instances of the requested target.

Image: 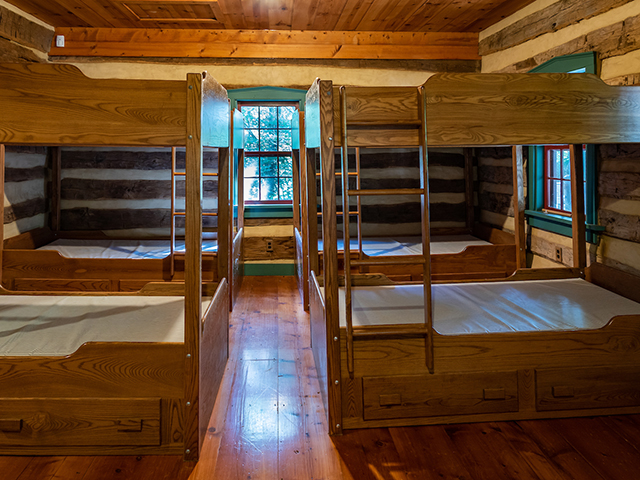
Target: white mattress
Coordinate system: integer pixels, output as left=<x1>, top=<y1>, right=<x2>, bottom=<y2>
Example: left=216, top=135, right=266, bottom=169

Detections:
left=0, top=296, right=211, bottom=356
left=318, top=235, right=490, bottom=256
left=337, top=279, right=640, bottom=334
left=39, top=239, right=218, bottom=259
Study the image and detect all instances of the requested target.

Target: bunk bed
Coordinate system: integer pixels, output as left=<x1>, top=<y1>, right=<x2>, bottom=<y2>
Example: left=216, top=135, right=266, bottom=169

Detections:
left=0, top=63, right=229, bottom=460
left=2, top=143, right=228, bottom=293
left=306, top=73, right=640, bottom=434
left=295, top=89, right=516, bottom=309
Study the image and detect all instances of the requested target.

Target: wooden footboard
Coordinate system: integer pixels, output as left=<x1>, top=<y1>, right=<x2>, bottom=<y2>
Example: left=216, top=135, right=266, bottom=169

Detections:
left=230, top=228, right=244, bottom=309
left=2, top=249, right=217, bottom=292
left=338, top=314, right=640, bottom=430
left=309, top=272, right=329, bottom=425
left=0, top=342, right=184, bottom=454
left=199, top=279, right=229, bottom=452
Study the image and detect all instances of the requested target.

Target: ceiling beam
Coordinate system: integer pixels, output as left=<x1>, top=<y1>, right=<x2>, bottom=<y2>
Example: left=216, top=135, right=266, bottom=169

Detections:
left=49, top=27, right=480, bottom=60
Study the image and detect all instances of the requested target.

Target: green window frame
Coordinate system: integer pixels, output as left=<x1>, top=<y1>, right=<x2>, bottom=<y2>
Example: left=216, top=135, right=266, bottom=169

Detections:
left=526, top=52, right=604, bottom=243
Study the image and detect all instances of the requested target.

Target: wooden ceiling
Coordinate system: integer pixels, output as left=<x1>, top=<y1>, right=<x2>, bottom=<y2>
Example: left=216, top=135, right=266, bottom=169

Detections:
left=7, top=0, right=536, bottom=32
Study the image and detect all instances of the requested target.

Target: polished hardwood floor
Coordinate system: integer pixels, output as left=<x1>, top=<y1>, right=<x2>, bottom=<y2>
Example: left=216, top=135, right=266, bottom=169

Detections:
left=4, top=275, right=640, bottom=479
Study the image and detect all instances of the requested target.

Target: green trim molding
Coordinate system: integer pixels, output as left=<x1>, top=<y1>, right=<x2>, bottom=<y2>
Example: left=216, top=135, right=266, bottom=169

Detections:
left=244, top=204, right=293, bottom=218
left=228, top=86, right=307, bottom=110
left=244, top=263, right=295, bottom=276
left=526, top=52, right=601, bottom=243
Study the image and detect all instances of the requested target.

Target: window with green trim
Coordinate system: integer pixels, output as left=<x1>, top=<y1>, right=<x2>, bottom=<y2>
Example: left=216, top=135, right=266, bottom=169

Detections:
left=526, top=52, right=604, bottom=243
left=239, top=103, right=297, bottom=203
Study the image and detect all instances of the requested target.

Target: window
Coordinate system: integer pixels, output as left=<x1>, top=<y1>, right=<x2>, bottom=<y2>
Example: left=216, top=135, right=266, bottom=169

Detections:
left=543, top=145, right=586, bottom=215
left=526, top=52, right=604, bottom=243
left=240, top=103, right=297, bottom=203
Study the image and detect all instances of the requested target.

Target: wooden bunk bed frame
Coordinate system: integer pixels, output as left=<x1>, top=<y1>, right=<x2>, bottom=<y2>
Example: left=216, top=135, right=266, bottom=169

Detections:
left=307, top=73, right=640, bottom=435
left=295, top=84, right=517, bottom=310
left=230, top=108, right=245, bottom=309
left=0, top=63, right=231, bottom=460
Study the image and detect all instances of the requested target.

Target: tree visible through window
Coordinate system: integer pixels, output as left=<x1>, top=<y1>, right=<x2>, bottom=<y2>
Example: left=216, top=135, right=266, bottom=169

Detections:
left=543, top=145, right=586, bottom=215
left=240, top=103, right=297, bottom=202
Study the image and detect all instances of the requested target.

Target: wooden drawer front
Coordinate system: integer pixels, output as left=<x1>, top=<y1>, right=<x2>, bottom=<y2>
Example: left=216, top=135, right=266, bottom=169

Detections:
left=363, top=371, right=518, bottom=421
left=536, top=366, right=640, bottom=412
left=0, top=398, right=161, bottom=446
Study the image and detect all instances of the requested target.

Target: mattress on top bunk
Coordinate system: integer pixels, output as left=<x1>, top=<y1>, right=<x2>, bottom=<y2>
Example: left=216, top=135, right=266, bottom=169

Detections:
left=336, top=279, right=640, bottom=334
left=38, top=239, right=218, bottom=259
left=318, top=235, right=490, bottom=256
left=0, top=295, right=212, bottom=356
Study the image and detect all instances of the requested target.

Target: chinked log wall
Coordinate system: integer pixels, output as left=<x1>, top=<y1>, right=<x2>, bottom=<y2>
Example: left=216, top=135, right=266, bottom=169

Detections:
left=479, top=0, right=640, bottom=276
left=0, top=4, right=52, bottom=62
left=3, top=146, right=48, bottom=240
left=317, top=148, right=467, bottom=237
left=60, top=148, right=218, bottom=235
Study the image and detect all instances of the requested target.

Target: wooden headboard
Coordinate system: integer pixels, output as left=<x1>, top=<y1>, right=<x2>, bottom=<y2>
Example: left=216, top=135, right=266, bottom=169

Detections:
left=312, top=73, right=640, bottom=148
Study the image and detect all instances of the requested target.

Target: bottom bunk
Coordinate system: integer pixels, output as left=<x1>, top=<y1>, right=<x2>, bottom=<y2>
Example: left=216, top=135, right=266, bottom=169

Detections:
left=309, top=272, right=640, bottom=432
left=0, top=280, right=229, bottom=456
left=2, top=229, right=219, bottom=292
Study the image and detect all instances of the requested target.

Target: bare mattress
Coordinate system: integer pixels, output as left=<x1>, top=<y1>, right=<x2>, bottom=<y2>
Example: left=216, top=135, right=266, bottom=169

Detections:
left=319, top=235, right=490, bottom=256
left=336, top=279, right=640, bottom=334
left=38, top=239, right=218, bottom=259
left=0, top=296, right=212, bottom=356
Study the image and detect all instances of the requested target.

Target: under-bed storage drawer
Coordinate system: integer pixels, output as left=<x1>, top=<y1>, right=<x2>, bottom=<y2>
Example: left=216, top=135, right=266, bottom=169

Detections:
left=363, top=371, right=518, bottom=420
left=0, top=398, right=161, bottom=446
left=536, top=366, right=640, bottom=412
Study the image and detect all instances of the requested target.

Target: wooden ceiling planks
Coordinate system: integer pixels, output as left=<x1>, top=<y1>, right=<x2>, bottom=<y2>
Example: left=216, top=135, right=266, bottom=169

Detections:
left=6, top=0, right=537, bottom=32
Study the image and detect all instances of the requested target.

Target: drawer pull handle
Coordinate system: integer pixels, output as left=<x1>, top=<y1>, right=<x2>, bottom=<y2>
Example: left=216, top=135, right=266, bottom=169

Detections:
left=552, top=386, right=575, bottom=398
left=117, top=420, right=143, bottom=433
left=0, top=419, right=22, bottom=432
left=483, top=388, right=506, bottom=400
left=379, top=394, right=402, bottom=407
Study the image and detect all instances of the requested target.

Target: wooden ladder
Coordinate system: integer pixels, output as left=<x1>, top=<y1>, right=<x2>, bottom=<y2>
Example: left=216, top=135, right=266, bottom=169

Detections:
left=338, top=85, right=434, bottom=376
left=170, top=146, right=219, bottom=277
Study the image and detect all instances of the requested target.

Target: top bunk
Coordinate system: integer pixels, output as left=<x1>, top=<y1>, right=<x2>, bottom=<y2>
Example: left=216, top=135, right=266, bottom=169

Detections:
left=0, top=63, right=230, bottom=148
left=305, top=73, right=640, bottom=148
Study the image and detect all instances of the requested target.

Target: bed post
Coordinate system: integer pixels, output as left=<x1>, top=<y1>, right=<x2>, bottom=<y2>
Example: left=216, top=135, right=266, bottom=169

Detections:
left=464, top=148, right=475, bottom=234
left=184, top=73, right=204, bottom=462
left=297, top=110, right=311, bottom=310
left=306, top=142, right=319, bottom=309
left=0, top=144, right=4, bottom=285
left=318, top=80, right=342, bottom=435
left=218, top=145, right=230, bottom=284
left=50, top=147, right=61, bottom=233
left=512, top=145, right=526, bottom=270
left=418, top=86, right=434, bottom=373
left=570, top=144, right=586, bottom=276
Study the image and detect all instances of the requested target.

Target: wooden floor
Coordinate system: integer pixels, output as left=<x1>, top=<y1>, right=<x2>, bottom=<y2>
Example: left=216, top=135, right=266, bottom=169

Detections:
left=4, top=275, right=640, bottom=479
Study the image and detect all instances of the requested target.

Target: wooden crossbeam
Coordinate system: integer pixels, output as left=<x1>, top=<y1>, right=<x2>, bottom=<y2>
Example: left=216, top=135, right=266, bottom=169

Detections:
left=50, top=27, right=480, bottom=60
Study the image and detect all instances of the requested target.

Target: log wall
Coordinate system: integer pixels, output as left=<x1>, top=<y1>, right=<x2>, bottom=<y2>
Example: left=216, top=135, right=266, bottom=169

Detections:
left=59, top=147, right=218, bottom=237
left=0, top=1, right=52, bottom=62
left=3, top=146, right=48, bottom=240
left=318, top=148, right=467, bottom=237
left=479, top=0, right=640, bottom=275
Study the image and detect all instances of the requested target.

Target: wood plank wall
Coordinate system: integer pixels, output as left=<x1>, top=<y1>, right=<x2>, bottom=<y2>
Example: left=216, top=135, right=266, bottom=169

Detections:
left=479, top=0, right=640, bottom=276
left=316, top=147, right=467, bottom=237
left=3, top=146, right=48, bottom=240
left=477, top=147, right=515, bottom=234
left=59, top=147, right=218, bottom=237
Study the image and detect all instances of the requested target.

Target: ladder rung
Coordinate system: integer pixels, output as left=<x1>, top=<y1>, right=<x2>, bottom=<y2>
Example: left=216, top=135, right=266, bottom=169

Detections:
left=315, top=172, right=358, bottom=176
left=317, top=211, right=359, bottom=216
left=173, top=171, right=218, bottom=177
left=348, top=188, right=424, bottom=196
left=351, top=256, right=426, bottom=267
left=173, top=212, right=218, bottom=216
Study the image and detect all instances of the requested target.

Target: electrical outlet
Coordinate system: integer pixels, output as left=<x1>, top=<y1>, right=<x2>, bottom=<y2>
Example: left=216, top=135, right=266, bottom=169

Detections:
left=555, top=247, right=563, bottom=263
left=55, top=35, right=65, bottom=48
left=266, top=239, right=274, bottom=252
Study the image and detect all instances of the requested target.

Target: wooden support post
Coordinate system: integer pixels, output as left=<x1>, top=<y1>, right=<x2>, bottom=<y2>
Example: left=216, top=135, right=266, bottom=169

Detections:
left=50, top=147, right=61, bottom=233
left=318, top=80, right=342, bottom=435
left=512, top=145, right=526, bottom=270
left=307, top=148, right=319, bottom=279
left=356, top=147, right=363, bottom=261
left=184, top=73, right=203, bottom=462
left=298, top=111, right=311, bottom=311
left=464, top=147, right=475, bottom=233
left=570, top=144, right=586, bottom=276
left=0, top=144, right=4, bottom=285
left=418, top=86, right=434, bottom=374
left=170, top=147, right=177, bottom=278
left=218, top=146, right=230, bottom=283
left=293, top=150, right=301, bottom=232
